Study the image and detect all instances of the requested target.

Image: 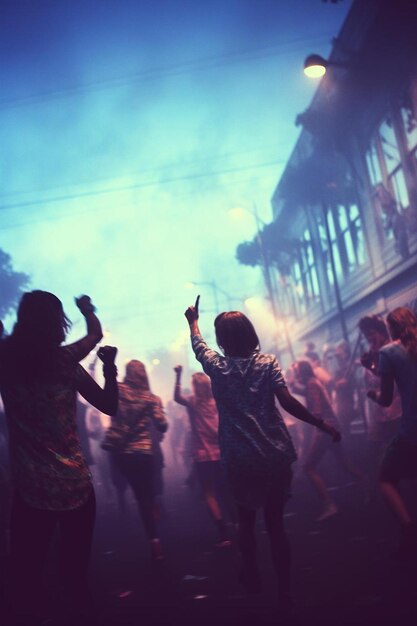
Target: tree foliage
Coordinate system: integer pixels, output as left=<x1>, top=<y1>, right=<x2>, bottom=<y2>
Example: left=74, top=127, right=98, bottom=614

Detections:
left=0, top=249, right=30, bottom=319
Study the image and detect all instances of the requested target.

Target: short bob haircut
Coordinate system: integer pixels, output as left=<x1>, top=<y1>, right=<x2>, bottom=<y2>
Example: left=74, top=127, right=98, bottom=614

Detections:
left=214, top=311, right=260, bottom=358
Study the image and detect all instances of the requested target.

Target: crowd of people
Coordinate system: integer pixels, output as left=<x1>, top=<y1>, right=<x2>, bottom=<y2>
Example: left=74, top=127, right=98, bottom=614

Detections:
left=0, top=289, right=416, bottom=625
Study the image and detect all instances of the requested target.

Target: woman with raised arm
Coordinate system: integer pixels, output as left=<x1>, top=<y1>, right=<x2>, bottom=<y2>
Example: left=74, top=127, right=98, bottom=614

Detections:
left=183, top=296, right=340, bottom=607
left=174, top=365, right=231, bottom=547
left=102, top=359, right=168, bottom=561
left=368, top=306, right=417, bottom=560
left=0, top=290, right=118, bottom=625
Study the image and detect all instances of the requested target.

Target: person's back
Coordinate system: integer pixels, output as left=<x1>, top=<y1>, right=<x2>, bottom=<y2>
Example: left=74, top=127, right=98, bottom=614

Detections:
left=305, top=376, right=337, bottom=426
left=0, top=340, right=92, bottom=509
left=183, top=299, right=339, bottom=600
left=379, top=340, right=417, bottom=442
left=200, top=349, right=296, bottom=471
left=115, top=376, right=166, bottom=454
left=183, top=392, right=220, bottom=461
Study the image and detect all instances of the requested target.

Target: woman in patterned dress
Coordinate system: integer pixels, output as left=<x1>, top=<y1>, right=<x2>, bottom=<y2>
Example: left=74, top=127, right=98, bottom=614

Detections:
left=183, top=296, right=340, bottom=605
left=0, top=291, right=118, bottom=624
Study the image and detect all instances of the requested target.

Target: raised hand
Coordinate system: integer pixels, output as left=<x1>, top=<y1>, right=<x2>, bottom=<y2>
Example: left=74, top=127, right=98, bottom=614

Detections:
left=97, top=345, right=118, bottom=365
left=185, top=295, right=200, bottom=324
left=174, top=365, right=183, bottom=375
left=75, top=295, right=96, bottom=315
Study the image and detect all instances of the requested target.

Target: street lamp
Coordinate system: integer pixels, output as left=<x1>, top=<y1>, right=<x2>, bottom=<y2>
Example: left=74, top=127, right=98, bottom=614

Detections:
left=304, top=53, right=349, bottom=78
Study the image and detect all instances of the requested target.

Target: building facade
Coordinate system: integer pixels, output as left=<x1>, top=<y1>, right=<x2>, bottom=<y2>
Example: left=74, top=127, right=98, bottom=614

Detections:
left=259, top=0, right=417, bottom=365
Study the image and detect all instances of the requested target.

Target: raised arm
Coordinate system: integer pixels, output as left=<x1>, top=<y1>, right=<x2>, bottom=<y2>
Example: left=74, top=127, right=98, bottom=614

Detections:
left=66, top=295, right=103, bottom=362
left=173, top=365, right=189, bottom=406
left=185, top=295, right=201, bottom=338
left=77, top=346, right=118, bottom=416
left=275, top=386, right=341, bottom=442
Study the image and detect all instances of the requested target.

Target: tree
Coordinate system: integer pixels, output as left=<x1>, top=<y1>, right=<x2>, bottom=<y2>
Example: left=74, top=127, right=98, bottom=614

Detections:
left=0, top=249, right=30, bottom=319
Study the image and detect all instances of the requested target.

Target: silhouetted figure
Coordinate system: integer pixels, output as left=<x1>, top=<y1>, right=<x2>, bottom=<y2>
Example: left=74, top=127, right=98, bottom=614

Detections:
left=368, top=307, right=417, bottom=560
left=102, top=360, right=168, bottom=560
left=183, top=296, right=340, bottom=608
left=0, top=291, right=118, bottom=624
left=334, top=340, right=356, bottom=438
left=174, top=366, right=231, bottom=547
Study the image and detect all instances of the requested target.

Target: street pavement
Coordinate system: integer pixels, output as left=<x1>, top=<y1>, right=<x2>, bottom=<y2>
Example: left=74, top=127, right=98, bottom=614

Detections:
left=86, top=438, right=417, bottom=626
left=2, top=435, right=417, bottom=626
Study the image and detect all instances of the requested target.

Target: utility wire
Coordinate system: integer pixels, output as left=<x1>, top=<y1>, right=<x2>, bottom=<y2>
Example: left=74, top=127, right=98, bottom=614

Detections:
left=0, top=33, right=332, bottom=109
left=0, top=158, right=286, bottom=213
left=0, top=141, right=291, bottom=203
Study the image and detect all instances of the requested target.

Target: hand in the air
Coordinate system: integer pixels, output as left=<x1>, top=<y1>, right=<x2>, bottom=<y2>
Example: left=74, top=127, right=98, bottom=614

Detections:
left=75, top=295, right=96, bottom=316
left=185, top=295, right=200, bottom=324
left=174, top=365, right=183, bottom=375
left=97, top=345, right=118, bottom=365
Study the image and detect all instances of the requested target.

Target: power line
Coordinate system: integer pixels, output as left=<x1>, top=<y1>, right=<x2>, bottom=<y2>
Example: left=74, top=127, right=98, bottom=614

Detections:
left=0, top=33, right=333, bottom=110
left=0, top=141, right=291, bottom=204
left=0, top=158, right=286, bottom=214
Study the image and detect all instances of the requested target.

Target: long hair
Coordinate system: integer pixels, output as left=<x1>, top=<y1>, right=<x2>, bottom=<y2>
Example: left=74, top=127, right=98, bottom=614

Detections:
left=12, top=290, right=71, bottom=348
left=296, top=359, right=315, bottom=384
left=124, top=360, right=150, bottom=391
left=214, top=311, right=260, bottom=358
left=192, top=372, right=212, bottom=400
left=387, top=307, right=417, bottom=360
left=1, top=291, right=71, bottom=383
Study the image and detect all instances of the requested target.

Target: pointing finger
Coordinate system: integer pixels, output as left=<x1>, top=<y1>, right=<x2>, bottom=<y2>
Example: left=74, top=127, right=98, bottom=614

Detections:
left=195, top=295, right=200, bottom=311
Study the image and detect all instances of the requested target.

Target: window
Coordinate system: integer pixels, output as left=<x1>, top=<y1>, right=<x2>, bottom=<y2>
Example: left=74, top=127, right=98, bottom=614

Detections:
left=288, top=228, right=319, bottom=316
left=366, top=111, right=413, bottom=247
left=318, top=203, right=365, bottom=285
left=380, top=115, right=409, bottom=209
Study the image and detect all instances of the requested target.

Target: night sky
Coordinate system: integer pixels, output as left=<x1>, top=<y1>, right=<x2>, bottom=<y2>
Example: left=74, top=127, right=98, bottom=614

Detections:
left=0, top=0, right=352, bottom=397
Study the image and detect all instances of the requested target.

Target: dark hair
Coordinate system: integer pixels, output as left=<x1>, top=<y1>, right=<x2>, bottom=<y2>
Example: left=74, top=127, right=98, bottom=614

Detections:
left=13, top=290, right=71, bottom=347
left=358, top=315, right=388, bottom=339
left=296, top=359, right=315, bottom=383
left=387, top=307, right=417, bottom=359
left=1, top=291, right=71, bottom=383
left=214, top=311, right=260, bottom=358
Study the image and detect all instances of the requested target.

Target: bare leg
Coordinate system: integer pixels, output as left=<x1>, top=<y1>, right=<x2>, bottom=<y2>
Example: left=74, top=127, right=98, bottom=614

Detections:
left=304, top=431, right=337, bottom=519
left=380, top=480, right=412, bottom=525
left=304, top=466, right=334, bottom=506
left=203, top=487, right=222, bottom=520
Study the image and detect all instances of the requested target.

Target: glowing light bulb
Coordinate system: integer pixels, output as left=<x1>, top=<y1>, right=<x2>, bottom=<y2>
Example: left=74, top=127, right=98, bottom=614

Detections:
left=304, top=64, right=326, bottom=78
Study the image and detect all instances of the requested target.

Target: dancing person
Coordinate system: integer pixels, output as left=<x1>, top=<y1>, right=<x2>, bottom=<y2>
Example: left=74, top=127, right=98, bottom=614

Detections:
left=333, top=340, right=356, bottom=439
left=368, top=307, right=417, bottom=560
left=296, top=360, right=363, bottom=521
left=183, top=296, right=340, bottom=606
left=359, top=315, right=401, bottom=498
left=102, top=360, right=168, bottom=560
left=0, top=291, right=118, bottom=624
left=174, top=365, right=231, bottom=547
